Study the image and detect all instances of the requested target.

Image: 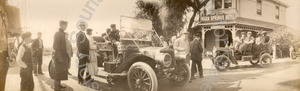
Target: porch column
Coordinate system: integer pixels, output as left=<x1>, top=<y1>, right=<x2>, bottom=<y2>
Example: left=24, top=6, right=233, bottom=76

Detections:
left=231, top=26, right=236, bottom=48
left=202, top=28, right=206, bottom=53
left=273, top=44, right=277, bottom=60
left=222, top=0, right=225, bottom=9
left=232, top=26, right=236, bottom=40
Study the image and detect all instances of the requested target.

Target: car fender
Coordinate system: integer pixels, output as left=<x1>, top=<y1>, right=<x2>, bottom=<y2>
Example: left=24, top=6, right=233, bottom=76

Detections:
left=111, top=53, right=157, bottom=73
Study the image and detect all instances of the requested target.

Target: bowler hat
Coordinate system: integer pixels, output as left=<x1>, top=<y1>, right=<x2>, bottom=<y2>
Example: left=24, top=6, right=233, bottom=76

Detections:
left=59, top=20, right=68, bottom=25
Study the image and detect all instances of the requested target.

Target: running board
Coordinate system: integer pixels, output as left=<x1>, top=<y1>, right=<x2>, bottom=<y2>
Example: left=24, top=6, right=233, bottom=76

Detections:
left=96, top=67, right=127, bottom=79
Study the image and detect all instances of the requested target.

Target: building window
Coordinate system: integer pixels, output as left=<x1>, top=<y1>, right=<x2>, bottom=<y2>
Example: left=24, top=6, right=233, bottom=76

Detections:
left=215, top=0, right=222, bottom=9
left=225, top=0, right=232, bottom=8
left=257, top=0, right=262, bottom=15
left=276, top=5, right=280, bottom=19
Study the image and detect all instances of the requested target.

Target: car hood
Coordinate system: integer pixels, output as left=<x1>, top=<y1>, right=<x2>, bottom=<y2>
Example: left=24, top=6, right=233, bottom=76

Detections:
left=139, top=47, right=166, bottom=59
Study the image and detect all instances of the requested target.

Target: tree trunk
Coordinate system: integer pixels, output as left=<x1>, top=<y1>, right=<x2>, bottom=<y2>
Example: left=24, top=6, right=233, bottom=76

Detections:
left=187, top=10, right=198, bottom=40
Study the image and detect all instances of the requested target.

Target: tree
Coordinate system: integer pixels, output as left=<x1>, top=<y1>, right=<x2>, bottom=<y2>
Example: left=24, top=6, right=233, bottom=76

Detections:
left=269, top=28, right=295, bottom=57
left=135, top=0, right=210, bottom=39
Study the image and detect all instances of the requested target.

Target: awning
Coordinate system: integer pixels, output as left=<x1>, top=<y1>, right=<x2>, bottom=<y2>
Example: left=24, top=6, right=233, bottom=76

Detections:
left=235, top=17, right=284, bottom=30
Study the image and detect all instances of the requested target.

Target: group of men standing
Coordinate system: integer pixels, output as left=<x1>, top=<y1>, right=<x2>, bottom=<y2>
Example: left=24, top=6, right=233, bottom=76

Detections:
left=172, top=31, right=204, bottom=82
left=50, top=21, right=92, bottom=91
left=50, top=20, right=120, bottom=91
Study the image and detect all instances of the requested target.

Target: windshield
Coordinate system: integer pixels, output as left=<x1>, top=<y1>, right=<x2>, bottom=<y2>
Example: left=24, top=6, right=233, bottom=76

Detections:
left=120, top=29, right=153, bottom=41
left=119, top=16, right=162, bottom=48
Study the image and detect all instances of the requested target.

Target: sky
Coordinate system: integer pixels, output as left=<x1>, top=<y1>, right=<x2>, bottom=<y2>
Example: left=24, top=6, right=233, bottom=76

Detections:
left=7, top=0, right=300, bottom=47
left=8, top=0, right=137, bottom=47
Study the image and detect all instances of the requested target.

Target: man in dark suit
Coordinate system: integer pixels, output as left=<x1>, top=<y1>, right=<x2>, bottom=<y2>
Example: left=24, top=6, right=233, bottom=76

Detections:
left=76, top=22, right=91, bottom=85
left=0, top=1, right=9, bottom=90
left=0, top=1, right=23, bottom=90
left=51, top=20, right=69, bottom=91
left=190, top=33, right=203, bottom=82
left=32, top=32, right=44, bottom=75
left=109, top=24, right=120, bottom=58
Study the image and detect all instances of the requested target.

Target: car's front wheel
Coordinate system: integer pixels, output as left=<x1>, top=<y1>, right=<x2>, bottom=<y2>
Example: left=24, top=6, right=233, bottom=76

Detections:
left=128, top=62, right=158, bottom=91
left=214, top=55, right=231, bottom=72
left=169, top=64, right=191, bottom=86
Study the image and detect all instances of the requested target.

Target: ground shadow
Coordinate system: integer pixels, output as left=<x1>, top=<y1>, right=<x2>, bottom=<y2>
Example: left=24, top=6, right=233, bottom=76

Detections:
left=36, top=75, right=74, bottom=91
left=278, top=79, right=300, bottom=90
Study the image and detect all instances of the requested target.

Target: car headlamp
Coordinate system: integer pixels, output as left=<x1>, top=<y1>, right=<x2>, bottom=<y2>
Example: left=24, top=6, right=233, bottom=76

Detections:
left=163, top=53, right=172, bottom=67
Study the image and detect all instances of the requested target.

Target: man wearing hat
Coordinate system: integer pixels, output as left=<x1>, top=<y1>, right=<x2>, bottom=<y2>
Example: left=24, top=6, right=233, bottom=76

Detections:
left=0, top=0, right=9, bottom=90
left=234, top=32, right=246, bottom=51
left=253, top=31, right=266, bottom=54
left=109, top=24, right=120, bottom=41
left=0, top=0, right=21, bottom=90
left=76, top=22, right=92, bottom=85
left=17, top=31, right=34, bottom=91
left=51, top=20, right=69, bottom=91
left=239, top=31, right=255, bottom=54
left=32, top=32, right=44, bottom=75
left=109, top=24, right=120, bottom=58
left=189, top=33, right=204, bottom=82
left=174, top=30, right=190, bottom=54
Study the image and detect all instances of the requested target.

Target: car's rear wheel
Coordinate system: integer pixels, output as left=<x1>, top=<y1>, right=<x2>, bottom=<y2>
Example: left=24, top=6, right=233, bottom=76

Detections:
left=169, top=64, right=191, bottom=86
left=260, top=53, right=272, bottom=67
left=214, top=55, right=231, bottom=72
left=128, top=62, right=158, bottom=91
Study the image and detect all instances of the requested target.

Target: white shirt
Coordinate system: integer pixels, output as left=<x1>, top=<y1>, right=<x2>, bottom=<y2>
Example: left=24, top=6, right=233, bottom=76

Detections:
left=16, top=44, right=28, bottom=68
left=174, top=37, right=190, bottom=54
left=86, top=34, right=97, bottom=50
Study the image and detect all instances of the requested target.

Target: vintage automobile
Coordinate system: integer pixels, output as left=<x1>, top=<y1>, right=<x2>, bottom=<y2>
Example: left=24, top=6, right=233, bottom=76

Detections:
left=208, top=30, right=273, bottom=71
left=290, top=41, right=300, bottom=60
left=95, top=16, right=191, bottom=91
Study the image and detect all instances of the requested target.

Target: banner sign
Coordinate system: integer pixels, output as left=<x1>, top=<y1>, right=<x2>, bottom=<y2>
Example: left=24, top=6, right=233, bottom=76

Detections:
left=201, top=14, right=235, bottom=22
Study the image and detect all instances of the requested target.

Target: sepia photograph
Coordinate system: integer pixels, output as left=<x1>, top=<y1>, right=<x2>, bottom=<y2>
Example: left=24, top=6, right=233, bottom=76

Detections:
left=0, top=0, right=300, bottom=91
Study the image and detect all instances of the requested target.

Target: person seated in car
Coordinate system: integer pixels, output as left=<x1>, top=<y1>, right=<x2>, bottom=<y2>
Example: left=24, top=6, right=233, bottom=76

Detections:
left=239, top=32, right=254, bottom=54
left=159, top=36, right=169, bottom=48
left=234, top=32, right=246, bottom=51
left=109, top=24, right=120, bottom=58
left=104, top=28, right=111, bottom=43
left=253, top=32, right=266, bottom=54
left=262, top=31, right=269, bottom=44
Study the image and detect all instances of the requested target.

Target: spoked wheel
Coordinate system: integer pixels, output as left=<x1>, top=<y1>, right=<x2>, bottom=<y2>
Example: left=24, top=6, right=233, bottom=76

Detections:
left=128, top=62, right=158, bottom=91
left=260, top=53, right=272, bottom=67
left=250, top=60, right=259, bottom=65
left=214, top=55, right=231, bottom=72
left=169, top=64, right=191, bottom=86
left=8, top=53, right=16, bottom=67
